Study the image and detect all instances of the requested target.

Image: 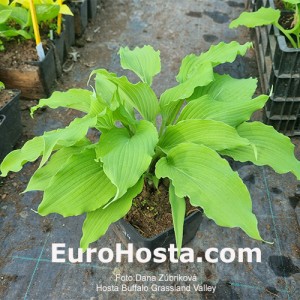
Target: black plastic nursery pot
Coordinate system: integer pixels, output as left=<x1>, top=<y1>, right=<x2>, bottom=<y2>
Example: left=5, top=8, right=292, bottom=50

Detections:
left=113, top=210, right=203, bottom=258
left=262, top=36, right=300, bottom=136
left=0, top=47, right=57, bottom=99
left=53, top=31, right=66, bottom=66
left=63, top=14, right=76, bottom=52
left=252, top=0, right=300, bottom=90
left=0, top=90, right=22, bottom=162
left=88, top=0, right=98, bottom=21
left=71, top=0, right=88, bottom=37
left=252, top=0, right=300, bottom=135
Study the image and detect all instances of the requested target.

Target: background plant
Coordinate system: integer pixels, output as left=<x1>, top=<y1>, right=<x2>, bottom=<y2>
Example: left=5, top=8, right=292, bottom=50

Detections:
left=0, top=0, right=72, bottom=49
left=1, top=43, right=300, bottom=253
left=0, top=0, right=32, bottom=50
left=230, top=0, right=300, bottom=48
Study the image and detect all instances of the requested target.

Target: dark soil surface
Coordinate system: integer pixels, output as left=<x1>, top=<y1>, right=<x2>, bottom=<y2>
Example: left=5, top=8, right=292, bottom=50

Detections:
left=274, top=0, right=296, bottom=30
left=0, top=40, right=40, bottom=68
left=0, top=90, right=18, bottom=109
left=126, top=182, right=196, bottom=238
left=279, top=12, right=295, bottom=30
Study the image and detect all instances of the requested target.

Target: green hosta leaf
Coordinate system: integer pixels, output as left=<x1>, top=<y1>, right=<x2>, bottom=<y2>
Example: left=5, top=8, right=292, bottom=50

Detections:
left=95, top=108, right=115, bottom=132
left=92, top=69, right=118, bottom=106
left=189, top=74, right=258, bottom=102
left=155, top=143, right=263, bottom=241
left=178, top=94, right=268, bottom=127
left=161, top=61, right=213, bottom=108
left=36, top=4, right=59, bottom=23
left=1, top=116, right=96, bottom=177
left=93, top=69, right=159, bottom=123
left=176, top=54, right=199, bottom=83
left=111, top=87, right=138, bottom=128
left=40, top=115, right=97, bottom=166
left=0, top=136, right=44, bottom=177
left=176, top=42, right=252, bottom=83
left=97, top=120, right=158, bottom=200
left=38, top=148, right=116, bottom=217
left=0, top=28, right=32, bottom=39
left=110, top=77, right=159, bottom=123
left=10, top=6, right=30, bottom=28
left=160, top=61, right=214, bottom=125
left=31, top=89, right=93, bottom=116
left=0, top=9, right=11, bottom=24
left=25, top=141, right=90, bottom=192
left=88, top=94, right=107, bottom=117
left=284, top=0, right=300, bottom=4
left=169, top=183, right=185, bottom=257
left=198, top=41, right=253, bottom=66
left=159, top=119, right=250, bottom=153
left=220, top=122, right=300, bottom=179
left=119, top=45, right=161, bottom=86
left=80, top=178, right=144, bottom=251
left=229, top=8, right=280, bottom=28
left=283, top=0, right=300, bottom=4
left=60, top=4, right=73, bottom=15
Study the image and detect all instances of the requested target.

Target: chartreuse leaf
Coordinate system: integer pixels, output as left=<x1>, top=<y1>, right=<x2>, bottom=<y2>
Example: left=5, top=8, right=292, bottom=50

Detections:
left=40, top=115, right=97, bottom=166
left=31, top=89, right=93, bottom=116
left=178, top=94, right=268, bottom=127
left=0, top=29, right=32, bottom=39
left=169, top=183, right=185, bottom=257
left=38, top=148, right=116, bottom=217
left=0, top=9, right=11, bottom=24
left=1, top=115, right=97, bottom=176
left=220, top=122, right=300, bottom=179
left=189, top=74, right=258, bottom=102
left=159, top=119, right=250, bottom=153
left=59, top=4, right=73, bottom=15
left=92, top=69, right=119, bottom=107
left=25, top=141, right=90, bottom=192
left=176, top=42, right=252, bottom=83
left=229, top=7, right=280, bottom=29
left=160, top=61, right=214, bottom=125
left=93, top=69, right=159, bottom=123
left=88, top=93, right=107, bottom=117
left=110, top=76, right=159, bottom=123
left=0, top=136, right=44, bottom=176
left=95, top=109, right=115, bottom=132
left=97, top=120, right=158, bottom=200
left=10, top=6, right=31, bottom=28
left=119, top=45, right=161, bottom=86
left=284, top=0, right=300, bottom=4
left=175, top=54, right=199, bottom=83
left=80, top=177, right=144, bottom=251
left=198, top=41, right=253, bottom=66
left=160, top=61, right=214, bottom=108
left=35, top=4, right=59, bottom=23
left=155, top=143, right=263, bottom=241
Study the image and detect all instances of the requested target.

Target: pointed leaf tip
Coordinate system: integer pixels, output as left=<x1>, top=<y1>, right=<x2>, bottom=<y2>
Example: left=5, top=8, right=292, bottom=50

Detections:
left=118, top=45, right=161, bottom=86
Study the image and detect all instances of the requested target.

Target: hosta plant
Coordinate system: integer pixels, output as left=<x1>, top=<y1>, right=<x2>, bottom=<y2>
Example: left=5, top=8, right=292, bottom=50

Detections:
left=230, top=0, right=300, bottom=48
left=0, top=0, right=72, bottom=50
left=1, top=43, right=300, bottom=253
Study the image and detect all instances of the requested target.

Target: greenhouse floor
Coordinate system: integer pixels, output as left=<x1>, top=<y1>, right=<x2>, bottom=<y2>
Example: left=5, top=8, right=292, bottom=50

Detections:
left=0, top=0, right=299, bottom=299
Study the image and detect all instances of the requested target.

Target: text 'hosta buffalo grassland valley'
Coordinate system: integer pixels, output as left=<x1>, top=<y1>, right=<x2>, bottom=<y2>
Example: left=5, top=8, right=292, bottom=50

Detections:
left=1, top=43, right=300, bottom=254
